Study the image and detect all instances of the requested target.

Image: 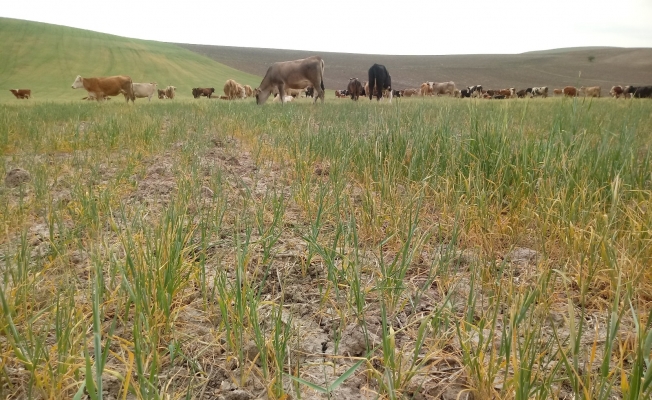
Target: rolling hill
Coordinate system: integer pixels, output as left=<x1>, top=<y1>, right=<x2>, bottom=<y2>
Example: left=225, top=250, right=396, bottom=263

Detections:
left=2, top=17, right=650, bottom=101
left=177, top=44, right=652, bottom=92
left=0, top=18, right=261, bottom=102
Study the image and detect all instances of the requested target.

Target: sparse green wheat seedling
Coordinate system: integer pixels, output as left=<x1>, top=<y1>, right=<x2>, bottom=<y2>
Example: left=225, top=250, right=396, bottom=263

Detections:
left=1, top=98, right=651, bottom=399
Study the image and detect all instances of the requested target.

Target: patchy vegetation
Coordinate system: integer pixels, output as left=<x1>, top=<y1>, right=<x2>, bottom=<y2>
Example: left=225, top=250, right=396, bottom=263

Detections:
left=1, top=97, right=651, bottom=399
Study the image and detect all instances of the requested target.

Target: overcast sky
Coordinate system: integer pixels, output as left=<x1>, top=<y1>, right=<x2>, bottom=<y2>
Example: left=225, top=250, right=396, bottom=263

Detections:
left=2, top=0, right=651, bottom=55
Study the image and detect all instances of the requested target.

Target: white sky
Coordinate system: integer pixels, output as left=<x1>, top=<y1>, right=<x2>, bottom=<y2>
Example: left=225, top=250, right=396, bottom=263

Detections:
left=2, top=0, right=651, bottom=55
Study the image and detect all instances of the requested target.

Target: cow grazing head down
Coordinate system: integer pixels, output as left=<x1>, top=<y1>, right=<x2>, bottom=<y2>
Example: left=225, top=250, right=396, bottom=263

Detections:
left=256, top=56, right=325, bottom=105
left=368, top=64, right=392, bottom=101
left=255, top=87, right=270, bottom=105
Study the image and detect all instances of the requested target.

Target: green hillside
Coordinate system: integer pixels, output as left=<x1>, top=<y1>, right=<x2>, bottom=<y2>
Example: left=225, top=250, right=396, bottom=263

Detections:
left=0, top=18, right=261, bottom=102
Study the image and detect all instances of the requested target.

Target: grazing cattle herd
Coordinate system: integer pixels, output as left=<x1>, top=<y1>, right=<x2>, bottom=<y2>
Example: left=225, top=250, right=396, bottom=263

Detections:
left=6, top=55, right=652, bottom=103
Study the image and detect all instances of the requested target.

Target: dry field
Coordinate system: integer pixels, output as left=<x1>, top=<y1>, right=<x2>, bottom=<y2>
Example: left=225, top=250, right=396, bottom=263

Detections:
left=1, top=96, right=652, bottom=399
left=177, top=44, right=652, bottom=94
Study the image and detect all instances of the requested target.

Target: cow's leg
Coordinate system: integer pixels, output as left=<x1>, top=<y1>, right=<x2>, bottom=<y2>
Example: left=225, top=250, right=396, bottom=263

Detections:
left=312, top=83, right=323, bottom=104
left=277, top=84, right=285, bottom=105
left=386, top=88, right=392, bottom=103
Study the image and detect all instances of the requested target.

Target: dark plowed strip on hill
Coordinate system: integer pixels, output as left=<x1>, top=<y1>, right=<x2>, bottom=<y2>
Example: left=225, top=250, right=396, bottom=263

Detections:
left=175, top=44, right=652, bottom=92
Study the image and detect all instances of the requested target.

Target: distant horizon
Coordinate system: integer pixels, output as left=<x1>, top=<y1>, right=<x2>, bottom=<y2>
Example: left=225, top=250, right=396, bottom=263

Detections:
left=2, top=0, right=651, bottom=55
left=3, top=16, right=651, bottom=57
left=175, top=41, right=652, bottom=57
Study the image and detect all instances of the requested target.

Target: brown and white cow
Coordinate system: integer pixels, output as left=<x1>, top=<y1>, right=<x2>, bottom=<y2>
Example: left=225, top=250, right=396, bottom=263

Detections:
left=562, top=86, right=579, bottom=97
left=255, top=56, right=325, bottom=105
left=71, top=75, right=134, bottom=102
left=498, top=88, right=513, bottom=97
left=9, top=89, right=31, bottom=99
left=610, top=86, right=624, bottom=98
left=580, top=86, right=601, bottom=97
left=128, top=82, right=157, bottom=102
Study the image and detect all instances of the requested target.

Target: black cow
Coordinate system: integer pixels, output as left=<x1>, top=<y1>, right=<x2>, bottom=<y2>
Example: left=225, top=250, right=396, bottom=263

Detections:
left=468, top=85, right=483, bottom=97
left=392, top=89, right=402, bottom=98
left=306, top=87, right=314, bottom=98
left=635, top=86, right=652, bottom=98
left=368, top=64, right=392, bottom=101
left=460, top=88, right=472, bottom=98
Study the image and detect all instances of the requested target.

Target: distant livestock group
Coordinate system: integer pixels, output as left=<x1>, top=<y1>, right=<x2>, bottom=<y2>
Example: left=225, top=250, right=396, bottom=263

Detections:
left=7, top=55, right=652, bottom=103
left=333, top=82, right=652, bottom=101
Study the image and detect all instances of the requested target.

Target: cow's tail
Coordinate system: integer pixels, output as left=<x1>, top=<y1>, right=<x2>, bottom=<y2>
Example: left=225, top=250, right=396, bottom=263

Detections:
left=320, top=59, right=325, bottom=92
left=129, top=77, right=135, bottom=103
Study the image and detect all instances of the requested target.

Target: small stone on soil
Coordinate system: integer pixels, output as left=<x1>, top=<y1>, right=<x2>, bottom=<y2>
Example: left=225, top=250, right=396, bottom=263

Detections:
left=5, top=168, right=31, bottom=187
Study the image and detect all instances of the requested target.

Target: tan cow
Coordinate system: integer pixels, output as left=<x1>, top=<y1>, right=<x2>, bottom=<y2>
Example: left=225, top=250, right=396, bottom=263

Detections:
left=255, top=56, right=325, bottom=105
left=402, top=88, right=420, bottom=97
left=9, top=89, right=31, bottom=99
left=580, top=86, right=601, bottom=97
left=128, top=82, right=157, bottom=102
left=553, top=88, right=563, bottom=96
left=71, top=75, right=135, bottom=102
left=285, top=88, right=303, bottom=97
left=165, top=86, right=176, bottom=99
left=562, top=86, right=579, bottom=97
left=224, top=79, right=245, bottom=100
left=420, top=82, right=433, bottom=96
left=244, top=85, right=253, bottom=98
left=158, top=89, right=167, bottom=99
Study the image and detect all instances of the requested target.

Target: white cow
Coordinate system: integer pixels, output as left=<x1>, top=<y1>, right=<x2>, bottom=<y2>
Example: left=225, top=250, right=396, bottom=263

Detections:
left=272, top=94, right=294, bottom=103
left=530, top=87, right=548, bottom=98
left=129, top=82, right=158, bottom=102
left=432, top=81, right=457, bottom=96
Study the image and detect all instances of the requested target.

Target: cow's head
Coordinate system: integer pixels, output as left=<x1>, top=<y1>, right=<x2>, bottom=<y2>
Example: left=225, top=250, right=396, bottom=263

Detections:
left=71, top=75, right=84, bottom=89
left=255, top=87, right=272, bottom=105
